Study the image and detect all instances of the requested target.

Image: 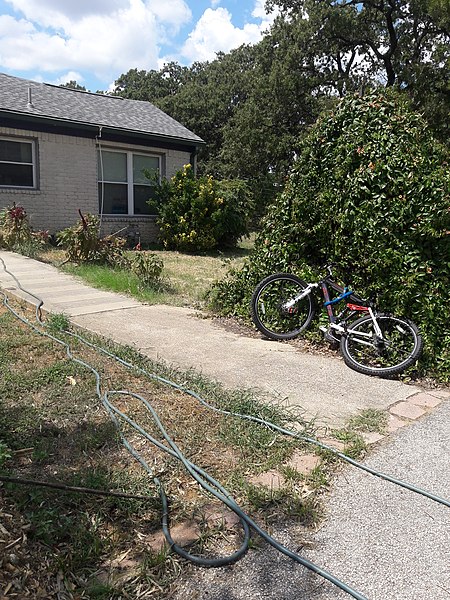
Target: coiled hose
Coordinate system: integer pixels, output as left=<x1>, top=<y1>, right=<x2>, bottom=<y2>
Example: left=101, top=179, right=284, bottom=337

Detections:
left=1, top=257, right=448, bottom=600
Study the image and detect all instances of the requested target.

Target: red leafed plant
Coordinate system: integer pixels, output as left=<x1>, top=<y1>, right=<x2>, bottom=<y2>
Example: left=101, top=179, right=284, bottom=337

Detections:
left=0, top=203, right=49, bottom=251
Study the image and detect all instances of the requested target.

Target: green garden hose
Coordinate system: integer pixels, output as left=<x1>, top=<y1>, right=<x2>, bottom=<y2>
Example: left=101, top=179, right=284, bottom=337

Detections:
left=1, top=256, right=449, bottom=600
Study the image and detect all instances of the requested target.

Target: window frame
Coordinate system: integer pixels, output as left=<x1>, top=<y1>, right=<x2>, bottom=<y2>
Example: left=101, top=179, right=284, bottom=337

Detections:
left=98, top=147, right=161, bottom=216
left=0, top=136, right=37, bottom=189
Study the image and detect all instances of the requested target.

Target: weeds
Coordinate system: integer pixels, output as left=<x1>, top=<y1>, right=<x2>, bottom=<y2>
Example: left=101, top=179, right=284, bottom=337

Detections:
left=0, top=440, right=11, bottom=468
left=242, top=481, right=320, bottom=526
left=56, top=212, right=126, bottom=265
left=0, top=298, right=347, bottom=598
left=330, top=429, right=367, bottom=460
left=39, top=242, right=251, bottom=308
left=0, top=203, right=49, bottom=253
left=47, top=312, right=70, bottom=332
left=347, top=408, right=388, bottom=434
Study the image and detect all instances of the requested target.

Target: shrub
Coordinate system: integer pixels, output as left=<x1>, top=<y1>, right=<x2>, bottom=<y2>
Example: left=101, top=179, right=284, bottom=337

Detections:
left=215, top=179, right=255, bottom=248
left=212, top=90, right=450, bottom=380
left=57, top=213, right=165, bottom=287
left=57, top=211, right=126, bottom=265
left=151, top=164, right=254, bottom=252
left=129, top=251, right=164, bottom=289
left=0, top=440, right=11, bottom=468
left=0, top=204, right=49, bottom=256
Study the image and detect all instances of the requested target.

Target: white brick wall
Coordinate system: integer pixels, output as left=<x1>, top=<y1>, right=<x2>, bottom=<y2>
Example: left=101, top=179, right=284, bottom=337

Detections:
left=0, top=127, right=97, bottom=233
left=100, top=216, right=159, bottom=246
left=0, top=127, right=192, bottom=243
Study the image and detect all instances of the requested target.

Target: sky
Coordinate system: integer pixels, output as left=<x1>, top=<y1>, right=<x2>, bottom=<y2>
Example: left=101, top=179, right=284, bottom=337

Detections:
left=0, top=0, right=278, bottom=92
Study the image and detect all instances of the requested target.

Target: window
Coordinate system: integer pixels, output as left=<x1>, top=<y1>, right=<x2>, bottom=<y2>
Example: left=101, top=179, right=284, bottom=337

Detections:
left=0, top=138, right=36, bottom=188
left=98, top=149, right=160, bottom=215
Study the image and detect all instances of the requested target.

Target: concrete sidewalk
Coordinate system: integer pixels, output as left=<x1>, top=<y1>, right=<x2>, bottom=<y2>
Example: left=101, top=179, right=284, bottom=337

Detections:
left=0, top=250, right=446, bottom=428
left=1, top=250, right=449, bottom=600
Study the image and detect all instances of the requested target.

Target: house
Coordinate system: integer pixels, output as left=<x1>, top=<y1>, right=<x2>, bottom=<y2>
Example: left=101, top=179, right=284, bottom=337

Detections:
left=0, top=72, right=204, bottom=243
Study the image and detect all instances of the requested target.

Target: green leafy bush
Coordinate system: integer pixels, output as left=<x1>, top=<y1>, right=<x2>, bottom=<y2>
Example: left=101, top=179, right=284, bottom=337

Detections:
left=151, top=164, right=254, bottom=251
left=0, top=204, right=49, bottom=256
left=57, top=212, right=126, bottom=265
left=0, top=440, right=11, bottom=468
left=57, top=213, right=165, bottom=288
left=212, top=90, right=450, bottom=379
left=129, top=251, right=164, bottom=289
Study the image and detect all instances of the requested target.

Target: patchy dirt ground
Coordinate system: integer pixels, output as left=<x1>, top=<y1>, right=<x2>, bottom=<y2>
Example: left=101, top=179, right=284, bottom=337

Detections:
left=1, top=299, right=339, bottom=599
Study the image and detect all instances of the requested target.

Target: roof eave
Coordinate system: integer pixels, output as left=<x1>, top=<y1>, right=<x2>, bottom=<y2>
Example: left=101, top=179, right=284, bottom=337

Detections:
left=0, top=109, right=205, bottom=146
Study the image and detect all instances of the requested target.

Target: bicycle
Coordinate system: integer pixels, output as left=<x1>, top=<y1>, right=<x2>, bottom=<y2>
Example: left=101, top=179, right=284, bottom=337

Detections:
left=250, top=265, right=423, bottom=378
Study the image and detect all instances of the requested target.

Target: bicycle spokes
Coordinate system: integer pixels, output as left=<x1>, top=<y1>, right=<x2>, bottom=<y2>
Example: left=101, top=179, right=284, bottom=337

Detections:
left=347, top=318, right=417, bottom=369
left=251, top=274, right=315, bottom=340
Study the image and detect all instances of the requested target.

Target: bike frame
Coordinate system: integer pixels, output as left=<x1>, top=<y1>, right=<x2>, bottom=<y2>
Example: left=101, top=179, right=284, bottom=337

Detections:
left=286, top=273, right=384, bottom=343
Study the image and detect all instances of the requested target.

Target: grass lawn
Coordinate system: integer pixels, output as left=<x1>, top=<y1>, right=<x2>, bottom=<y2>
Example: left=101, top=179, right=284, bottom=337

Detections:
left=38, top=237, right=254, bottom=308
left=1, top=296, right=349, bottom=599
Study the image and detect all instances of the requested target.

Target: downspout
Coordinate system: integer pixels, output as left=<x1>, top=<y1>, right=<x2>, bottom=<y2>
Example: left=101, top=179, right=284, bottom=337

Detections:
left=96, top=126, right=104, bottom=233
left=190, top=146, right=199, bottom=177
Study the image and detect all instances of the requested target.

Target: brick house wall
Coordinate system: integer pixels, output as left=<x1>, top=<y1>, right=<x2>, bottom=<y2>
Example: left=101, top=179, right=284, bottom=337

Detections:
left=0, top=126, right=192, bottom=243
left=0, top=126, right=97, bottom=233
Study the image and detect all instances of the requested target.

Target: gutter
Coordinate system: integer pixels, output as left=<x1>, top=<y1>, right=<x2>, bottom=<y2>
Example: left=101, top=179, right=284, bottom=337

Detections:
left=0, top=109, right=205, bottom=147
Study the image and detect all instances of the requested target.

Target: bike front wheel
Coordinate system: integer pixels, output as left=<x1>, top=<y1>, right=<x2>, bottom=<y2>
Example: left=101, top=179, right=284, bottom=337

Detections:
left=340, top=314, right=423, bottom=377
left=251, top=273, right=316, bottom=340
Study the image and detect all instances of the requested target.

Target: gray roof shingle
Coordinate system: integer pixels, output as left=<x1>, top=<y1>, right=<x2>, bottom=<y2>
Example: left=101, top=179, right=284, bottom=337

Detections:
left=0, top=72, right=203, bottom=145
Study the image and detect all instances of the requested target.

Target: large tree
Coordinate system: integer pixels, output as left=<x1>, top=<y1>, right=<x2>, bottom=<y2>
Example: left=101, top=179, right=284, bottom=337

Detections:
left=114, top=62, right=191, bottom=101
left=114, top=43, right=326, bottom=206
left=114, top=0, right=448, bottom=209
left=265, top=0, right=449, bottom=136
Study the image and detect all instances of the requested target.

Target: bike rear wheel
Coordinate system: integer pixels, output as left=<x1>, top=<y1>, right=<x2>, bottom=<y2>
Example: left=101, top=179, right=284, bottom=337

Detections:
left=251, top=273, right=315, bottom=340
left=340, top=314, right=423, bottom=377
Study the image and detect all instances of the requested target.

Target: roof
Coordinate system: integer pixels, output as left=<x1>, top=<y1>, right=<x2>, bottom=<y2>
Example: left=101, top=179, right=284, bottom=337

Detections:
left=0, top=72, right=203, bottom=145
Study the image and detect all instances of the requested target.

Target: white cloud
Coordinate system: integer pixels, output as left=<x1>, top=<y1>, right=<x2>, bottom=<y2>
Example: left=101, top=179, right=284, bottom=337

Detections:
left=51, top=71, right=85, bottom=86
left=0, top=0, right=279, bottom=86
left=146, top=0, right=191, bottom=29
left=4, top=0, right=130, bottom=27
left=252, top=0, right=270, bottom=20
left=182, top=4, right=275, bottom=63
left=0, top=0, right=192, bottom=82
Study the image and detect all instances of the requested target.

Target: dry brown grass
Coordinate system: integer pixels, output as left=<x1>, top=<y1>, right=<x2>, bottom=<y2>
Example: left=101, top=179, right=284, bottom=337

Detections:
left=0, top=296, right=322, bottom=599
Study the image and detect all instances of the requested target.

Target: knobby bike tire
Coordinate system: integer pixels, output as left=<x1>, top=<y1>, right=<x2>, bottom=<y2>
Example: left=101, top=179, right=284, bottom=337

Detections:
left=251, top=273, right=316, bottom=341
left=340, top=313, right=423, bottom=378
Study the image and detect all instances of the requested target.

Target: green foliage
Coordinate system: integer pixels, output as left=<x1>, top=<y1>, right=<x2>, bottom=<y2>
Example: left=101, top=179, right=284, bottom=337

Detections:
left=213, top=90, right=450, bottom=379
left=152, top=164, right=254, bottom=252
left=115, top=0, right=448, bottom=210
left=0, top=204, right=49, bottom=256
left=266, top=0, right=450, bottom=140
left=129, top=251, right=164, bottom=288
left=116, top=46, right=324, bottom=209
left=213, top=179, right=256, bottom=247
left=347, top=409, right=388, bottom=434
left=57, top=212, right=126, bottom=265
left=47, top=312, right=71, bottom=332
left=59, top=80, right=87, bottom=91
left=0, top=440, right=11, bottom=468
left=0, top=204, right=31, bottom=246
left=56, top=219, right=165, bottom=290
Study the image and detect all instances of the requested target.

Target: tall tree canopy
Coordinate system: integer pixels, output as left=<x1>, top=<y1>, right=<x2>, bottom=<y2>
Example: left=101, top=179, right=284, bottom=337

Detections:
left=114, top=0, right=449, bottom=210
left=60, top=80, right=87, bottom=91
left=265, top=0, right=449, bottom=126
